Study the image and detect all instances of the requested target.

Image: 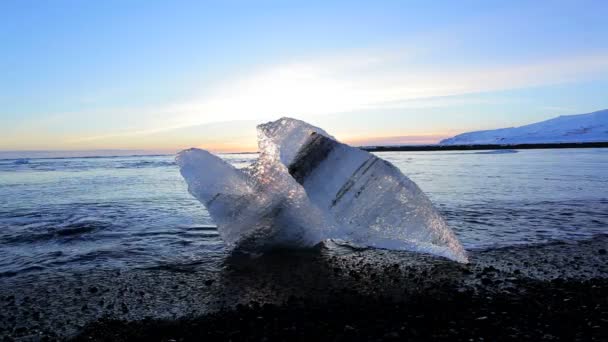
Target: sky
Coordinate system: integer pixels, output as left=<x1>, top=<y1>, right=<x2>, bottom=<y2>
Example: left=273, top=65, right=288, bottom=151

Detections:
left=1, top=0, right=607, bottom=153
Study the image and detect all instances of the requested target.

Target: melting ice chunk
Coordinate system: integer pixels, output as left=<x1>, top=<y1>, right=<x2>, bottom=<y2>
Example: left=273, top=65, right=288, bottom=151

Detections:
left=258, top=118, right=468, bottom=263
left=177, top=148, right=332, bottom=251
left=177, top=118, right=468, bottom=262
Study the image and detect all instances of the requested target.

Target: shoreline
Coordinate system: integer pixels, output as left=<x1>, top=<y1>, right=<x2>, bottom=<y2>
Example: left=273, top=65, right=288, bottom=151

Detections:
left=1, top=235, right=607, bottom=340
left=362, top=141, right=608, bottom=152
left=3, top=142, right=608, bottom=161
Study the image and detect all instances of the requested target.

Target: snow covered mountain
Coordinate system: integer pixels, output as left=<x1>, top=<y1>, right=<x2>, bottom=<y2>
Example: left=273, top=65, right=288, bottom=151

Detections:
left=440, top=109, right=608, bottom=145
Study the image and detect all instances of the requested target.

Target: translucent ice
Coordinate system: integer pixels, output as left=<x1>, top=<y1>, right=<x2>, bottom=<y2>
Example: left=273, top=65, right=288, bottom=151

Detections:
left=258, top=118, right=467, bottom=262
left=176, top=148, right=332, bottom=251
left=177, top=118, right=468, bottom=262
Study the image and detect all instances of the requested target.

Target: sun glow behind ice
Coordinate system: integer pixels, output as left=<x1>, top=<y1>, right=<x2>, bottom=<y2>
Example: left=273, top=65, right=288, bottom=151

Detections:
left=160, top=52, right=608, bottom=131
left=167, top=64, right=379, bottom=128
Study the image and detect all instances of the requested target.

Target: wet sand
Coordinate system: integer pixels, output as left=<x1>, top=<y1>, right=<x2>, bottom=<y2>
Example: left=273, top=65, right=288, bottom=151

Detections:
left=1, top=235, right=607, bottom=341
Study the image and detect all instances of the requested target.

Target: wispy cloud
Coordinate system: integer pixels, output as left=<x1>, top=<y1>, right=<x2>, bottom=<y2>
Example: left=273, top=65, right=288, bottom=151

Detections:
left=159, top=51, right=608, bottom=124
left=539, top=105, right=575, bottom=113
left=66, top=50, right=608, bottom=145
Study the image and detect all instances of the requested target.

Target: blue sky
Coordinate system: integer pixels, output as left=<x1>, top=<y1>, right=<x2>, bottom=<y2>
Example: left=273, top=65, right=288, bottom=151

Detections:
left=1, top=0, right=607, bottom=151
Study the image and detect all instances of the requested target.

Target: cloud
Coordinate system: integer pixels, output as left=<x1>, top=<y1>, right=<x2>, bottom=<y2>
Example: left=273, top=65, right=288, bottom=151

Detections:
left=64, top=50, right=608, bottom=146
left=158, top=50, right=608, bottom=126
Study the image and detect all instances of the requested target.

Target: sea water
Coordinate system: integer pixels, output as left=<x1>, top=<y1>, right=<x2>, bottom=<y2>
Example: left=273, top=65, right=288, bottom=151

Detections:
left=0, top=149, right=606, bottom=276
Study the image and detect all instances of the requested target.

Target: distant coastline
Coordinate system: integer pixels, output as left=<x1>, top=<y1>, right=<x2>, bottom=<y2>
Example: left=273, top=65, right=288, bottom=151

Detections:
left=362, top=141, right=608, bottom=152
left=3, top=142, right=608, bottom=160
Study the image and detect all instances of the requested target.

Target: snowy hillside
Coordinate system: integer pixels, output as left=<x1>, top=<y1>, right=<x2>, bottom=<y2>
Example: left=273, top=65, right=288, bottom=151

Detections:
left=440, top=109, right=608, bottom=145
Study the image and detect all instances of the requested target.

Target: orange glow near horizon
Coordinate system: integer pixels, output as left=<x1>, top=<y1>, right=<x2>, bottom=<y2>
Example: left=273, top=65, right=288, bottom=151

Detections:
left=0, top=128, right=452, bottom=154
left=342, top=134, right=449, bottom=147
left=192, top=133, right=450, bottom=153
left=199, top=142, right=259, bottom=153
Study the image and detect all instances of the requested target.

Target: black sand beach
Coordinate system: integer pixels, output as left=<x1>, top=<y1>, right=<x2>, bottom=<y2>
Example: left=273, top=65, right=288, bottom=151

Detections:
left=1, top=235, right=607, bottom=341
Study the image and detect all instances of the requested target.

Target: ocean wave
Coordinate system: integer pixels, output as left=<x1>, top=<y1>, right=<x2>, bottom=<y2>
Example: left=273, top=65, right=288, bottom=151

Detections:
left=474, top=149, right=518, bottom=154
left=0, top=158, right=177, bottom=172
left=13, top=159, right=30, bottom=165
left=115, top=160, right=177, bottom=169
left=0, top=219, right=110, bottom=244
